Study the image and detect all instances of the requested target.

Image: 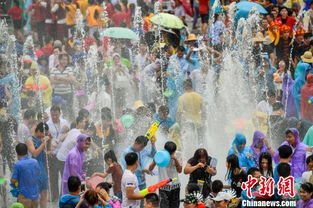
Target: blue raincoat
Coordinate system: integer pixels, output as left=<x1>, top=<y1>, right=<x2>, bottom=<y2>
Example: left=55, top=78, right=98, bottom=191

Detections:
left=228, top=133, right=256, bottom=170
left=292, top=63, right=310, bottom=118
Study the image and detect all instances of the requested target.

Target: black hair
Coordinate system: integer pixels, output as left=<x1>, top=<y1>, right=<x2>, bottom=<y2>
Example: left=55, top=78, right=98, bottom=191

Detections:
left=272, top=102, right=284, bottom=111
left=50, top=105, right=61, bottom=113
left=101, top=110, right=112, bottom=120
left=259, top=152, right=273, bottom=177
left=23, top=109, right=36, bottom=120
left=35, top=122, right=49, bottom=133
left=76, top=116, right=85, bottom=125
left=186, top=183, right=200, bottom=194
left=266, top=90, right=276, bottom=98
left=114, top=3, right=122, bottom=11
left=14, top=0, right=19, bottom=7
left=78, top=108, right=89, bottom=118
left=304, top=33, right=312, bottom=40
left=277, top=163, right=291, bottom=178
left=125, top=152, right=138, bottom=166
left=135, top=136, right=149, bottom=146
left=226, top=154, right=240, bottom=180
left=164, top=141, right=177, bottom=155
left=278, top=145, right=293, bottom=159
left=144, top=193, right=159, bottom=207
left=247, top=167, right=260, bottom=176
left=146, top=102, right=156, bottom=114
left=285, top=129, right=295, bottom=136
left=16, top=143, right=28, bottom=156
left=96, top=182, right=112, bottom=193
left=306, top=154, right=313, bottom=165
left=84, top=190, right=99, bottom=206
left=267, top=13, right=274, bottom=19
left=68, top=176, right=81, bottom=193
left=211, top=180, right=223, bottom=193
left=104, top=150, right=118, bottom=163
left=301, top=182, right=313, bottom=194
left=58, top=53, right=70, bottom=61
left=183, top=79, right=193, bottom=91
left=177, top=45, right=185, bottom=52
left=158, top=105, right=169, bottom=114
left=190, top=148, right=210, bottom=166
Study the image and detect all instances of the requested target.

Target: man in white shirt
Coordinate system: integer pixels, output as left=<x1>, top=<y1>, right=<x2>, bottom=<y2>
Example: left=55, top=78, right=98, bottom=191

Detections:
left=56, top=116, right=86, bottom=162
left=257, top=90, right=276, bottom=116
left=17, top=109, right=36, bottom=143
left=122, top=152, right=145, bottom=208
left=46, top=105, right=70, bottom=202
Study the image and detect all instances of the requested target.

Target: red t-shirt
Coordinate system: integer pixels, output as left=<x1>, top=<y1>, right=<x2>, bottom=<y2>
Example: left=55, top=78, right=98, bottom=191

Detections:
left=28, top=3, right=46, bottom=23
left=198, top=0, right=209, bottom=14
left=8, top=6, right=22, bottom=20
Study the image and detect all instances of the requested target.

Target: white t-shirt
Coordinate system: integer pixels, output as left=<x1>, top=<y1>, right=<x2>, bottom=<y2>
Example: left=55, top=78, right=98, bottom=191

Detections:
left=47, top=118, right=70, bottom=154
left=302, top=171, right=313, bottom=183
left=56, top=128, right=81, bottom=162
left=122, top=169, right=140, bottom=208
left=158, top=151, right=182, bottom=186
left=17, top=122, right=30, bottom=144
left=190, top=69, right=213, bottom=96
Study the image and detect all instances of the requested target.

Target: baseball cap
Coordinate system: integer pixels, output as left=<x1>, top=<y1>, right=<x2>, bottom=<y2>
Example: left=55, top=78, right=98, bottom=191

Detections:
left=212, top=192, right=232, bottom=202
left=52, top=96, right=67, bottom=105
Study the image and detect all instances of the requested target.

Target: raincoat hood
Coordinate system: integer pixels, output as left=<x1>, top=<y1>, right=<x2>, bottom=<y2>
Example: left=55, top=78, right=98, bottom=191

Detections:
left=286, top=128, right=301, bottom=146
left=251, top=130, right=267, bottom=150
left=76, top=134, right=90, bottom=152
left=232, top=133, right=247, bottom=153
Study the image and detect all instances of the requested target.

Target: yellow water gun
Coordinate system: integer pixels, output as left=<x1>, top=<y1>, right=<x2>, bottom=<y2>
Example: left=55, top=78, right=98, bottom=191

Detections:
left=145, top=121, right=161, bottom=142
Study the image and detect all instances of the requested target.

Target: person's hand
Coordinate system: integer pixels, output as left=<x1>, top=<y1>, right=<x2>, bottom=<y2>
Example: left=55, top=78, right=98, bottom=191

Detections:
left=307, top=146, right=313, bottom=152
left=197, top=162, right=205, bottom=169
left=62, top=126, right=70, bottom=133
left=43, top=135, right=52, bottom=144
left=142, top=169, right=151, bottom=175
left=206, top=166, right=215, bottom=174
left=91, top=173, right=98, bottom=178
left=150, top=136, right=156, bottom=144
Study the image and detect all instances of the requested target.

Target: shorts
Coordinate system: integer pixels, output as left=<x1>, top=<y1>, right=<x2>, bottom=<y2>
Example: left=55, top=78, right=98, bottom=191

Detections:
left=39, top=176, right=48, bottom=192
left=200, top=14, right=209, bottom=24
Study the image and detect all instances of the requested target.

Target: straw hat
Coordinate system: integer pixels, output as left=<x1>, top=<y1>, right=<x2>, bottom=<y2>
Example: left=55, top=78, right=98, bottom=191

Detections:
left=132, top=100, right=144, bottom=110
left=185, top=33, right=197, bottom=42
left=301, top=51, right=313, bottom=63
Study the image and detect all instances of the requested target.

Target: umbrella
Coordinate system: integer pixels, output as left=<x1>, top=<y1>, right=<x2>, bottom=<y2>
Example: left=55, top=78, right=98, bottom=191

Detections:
left=236, top=1, right=268, bottom=19
left=150, top=13, right=185, bottom=29
left=100, top=27, right=139, bottom=40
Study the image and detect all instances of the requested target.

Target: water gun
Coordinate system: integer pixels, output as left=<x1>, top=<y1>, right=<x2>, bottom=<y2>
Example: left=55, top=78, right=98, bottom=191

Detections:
left=139, top=178, right=177, bottom=195
left=145, top=121, right=161, bottom=142
left=308, top=96, right=313, bottom=104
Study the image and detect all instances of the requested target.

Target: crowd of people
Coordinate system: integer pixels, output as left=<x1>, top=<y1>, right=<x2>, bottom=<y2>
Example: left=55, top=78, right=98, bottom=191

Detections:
left=1, top=0, right=313, bottom=207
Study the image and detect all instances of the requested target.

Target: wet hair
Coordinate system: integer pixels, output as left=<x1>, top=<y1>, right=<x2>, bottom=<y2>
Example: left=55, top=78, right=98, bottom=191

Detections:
left=23, top=109, right=36, bottom=120
left=104, top=150, right=118, bottom=163
left=177, top=45, right=185, bottom=52
left=96, top=182, right=112, bottom=193
left=277, top=163, right=291, bottom=178
left=144, top=193, right=159, bottom=207
left=226, top=154, right=240, bottom=179
left=35, top=122, right=49, bottom=133
left=158, top=105, right=169, bottom=115
left=272, top=102, right=284, bottom=111
left=16, top=143, right=28, bottom=156
left=212, top=180, right=223, bottom=193
left=164, top=141, right=177, bottom=154
left=301, top=182, right=313, bottom=194
left=84, top=190, right=99, bottom=206
left=306, top=155, right=313, bottom=165
left=247, top=167, right=260, bottom=176
left=78, top=108, right=89, bottom=118
left=125, top=152, right=138, bottom=166
left=183, top=79, right=193, bottom=91
left=266, top=90, right=276, bottom=98
left=259, top=152, right=273, bottom=177
left=146, top=102, right=156, bottom=114
left=186, top=183, right=200, bottom=194
left=101, top=109, right=112, bottom=121
left=50, top=105, right=61, bottom=113
left=135, top=136, right=149, bottom=146
left=68, top=176, right=81, bottom=193
left=76, top=116, right=85, bottom=125
left=278, top=145, right=293, bottom=159
left=190, top=148, right=210, bottom=166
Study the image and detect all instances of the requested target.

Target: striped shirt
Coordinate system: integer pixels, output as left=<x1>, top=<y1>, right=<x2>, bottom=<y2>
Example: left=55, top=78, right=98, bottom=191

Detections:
left=50, top=66, right=74, bottom=95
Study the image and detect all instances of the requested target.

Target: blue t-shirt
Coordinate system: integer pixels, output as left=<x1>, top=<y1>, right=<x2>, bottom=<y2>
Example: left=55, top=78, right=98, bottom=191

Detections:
left=59, top=194, right=80, bottom=208
left=11, top=156, right=40, bottom=200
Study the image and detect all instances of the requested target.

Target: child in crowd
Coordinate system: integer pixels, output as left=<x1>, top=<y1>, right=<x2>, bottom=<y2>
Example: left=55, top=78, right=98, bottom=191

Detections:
left=59, top=176, right=81, bottom=208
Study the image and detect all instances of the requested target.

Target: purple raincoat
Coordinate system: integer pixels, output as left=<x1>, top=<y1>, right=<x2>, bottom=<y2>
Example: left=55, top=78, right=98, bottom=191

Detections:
left=250, top=130, right=268, bottom=166
left=282, top=74, right=298, bottom=118
left=297, top=199, right=313, bottom=208
left=61, top=134, right=90, bottom=195
left=273, top=128, right=307, bottom=179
